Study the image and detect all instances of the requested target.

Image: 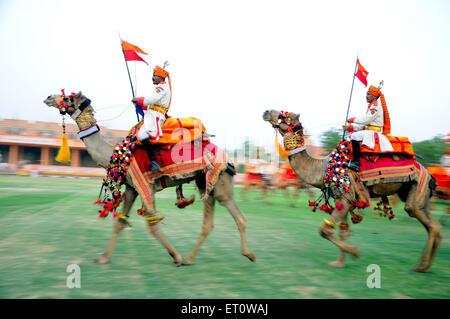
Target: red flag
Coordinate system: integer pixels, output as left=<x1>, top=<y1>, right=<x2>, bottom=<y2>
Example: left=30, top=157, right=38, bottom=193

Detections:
left=355, top=59, right=368, bottom=87
left=121, top=40, right=148, bottom=65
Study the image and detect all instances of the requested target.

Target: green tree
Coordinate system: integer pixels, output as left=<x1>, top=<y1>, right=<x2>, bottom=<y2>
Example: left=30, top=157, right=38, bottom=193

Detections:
left=320, top=128, right=342, bottom=153
left=412, top=135, right=446, bottom=167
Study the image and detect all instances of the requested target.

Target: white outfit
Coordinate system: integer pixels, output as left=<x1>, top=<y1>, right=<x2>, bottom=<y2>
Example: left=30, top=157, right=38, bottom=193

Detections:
left=349, top=101, right=394, bottom=152
left=136, top=81, right=171, bottom=141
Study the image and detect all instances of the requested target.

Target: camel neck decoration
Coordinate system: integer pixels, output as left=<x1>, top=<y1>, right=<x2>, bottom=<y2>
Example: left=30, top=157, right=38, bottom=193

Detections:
left=44, top=91, right=255, bottom=266
left=263, top=109, right=442, bottom=272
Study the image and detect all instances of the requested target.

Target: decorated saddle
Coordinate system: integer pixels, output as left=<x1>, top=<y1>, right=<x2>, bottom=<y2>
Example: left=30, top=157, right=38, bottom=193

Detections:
left=95, top=118, right=227, bottom=218
left=309, top=140, right=431, bottom=223
left=351, top=134, right=415, bottom=158
left=130, top=117, right=208, bottom=145
left=128, top=139, right=227, bottom=212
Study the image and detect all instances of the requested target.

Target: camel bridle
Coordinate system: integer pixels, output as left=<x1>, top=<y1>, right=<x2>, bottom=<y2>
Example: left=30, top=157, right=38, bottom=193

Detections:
left=272, top=111, right=305, bottom=152
left=55, top=90, right=91, bottom=120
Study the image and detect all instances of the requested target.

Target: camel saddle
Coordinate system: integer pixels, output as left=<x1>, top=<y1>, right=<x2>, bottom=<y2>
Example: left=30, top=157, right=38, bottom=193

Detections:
left=350, top=134, right=415, bottom=159
left=129, top=117, right=209, bottom=145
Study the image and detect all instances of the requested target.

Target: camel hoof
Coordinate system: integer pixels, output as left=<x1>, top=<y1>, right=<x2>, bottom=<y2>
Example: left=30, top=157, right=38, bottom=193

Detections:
left=327, top=260, right=345, bottom=268
left=346, top=246, right=360, bottom=258
left=182, top=259, right=194, bottom=266
left=94, top=256, right=110, bottom=264
left=412, top=264, right=429, bottom=273
left=242, top=251, right=256, bottom=262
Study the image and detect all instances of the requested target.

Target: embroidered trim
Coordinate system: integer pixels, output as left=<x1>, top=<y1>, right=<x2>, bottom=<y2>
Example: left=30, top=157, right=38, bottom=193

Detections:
left=71, top=109, right=82, bottom=120
left=78, top=124, right=100, bottom=139
left=288, top=146, right=307, bottom=156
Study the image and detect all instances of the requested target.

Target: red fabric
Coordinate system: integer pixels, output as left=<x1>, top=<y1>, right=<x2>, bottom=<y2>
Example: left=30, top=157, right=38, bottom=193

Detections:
left=133, top=140, right=225, bottom=182
left=355, top=59, right=369, bottom=87
left=360, top=156, right=415, bottom=172
left=246, top=173, right=262, bottom=181
left=123, top=50, right=148, bottom=65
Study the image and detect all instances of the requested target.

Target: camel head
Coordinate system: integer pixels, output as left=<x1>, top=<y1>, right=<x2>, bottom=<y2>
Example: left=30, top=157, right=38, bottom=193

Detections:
left=262, top=109, right=301, bottom=135
left=44, top=91, right=90, bottom=117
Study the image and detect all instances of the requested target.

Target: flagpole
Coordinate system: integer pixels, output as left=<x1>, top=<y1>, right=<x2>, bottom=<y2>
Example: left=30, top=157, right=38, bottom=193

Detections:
left=342, top=56, right=359, bottom=140
left=118, top=33, right=140, bottom=122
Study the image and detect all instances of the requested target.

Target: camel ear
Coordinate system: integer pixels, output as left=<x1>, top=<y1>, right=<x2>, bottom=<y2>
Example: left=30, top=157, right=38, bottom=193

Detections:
left=75, top=91, right=83, bottom=98
left=292, top=113, right=300, bottom=123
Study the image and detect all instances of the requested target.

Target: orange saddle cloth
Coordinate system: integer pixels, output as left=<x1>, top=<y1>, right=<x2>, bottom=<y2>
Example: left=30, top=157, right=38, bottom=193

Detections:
left=129, top=117, right=208, bottom=145
left=351, top=135, right=415, bottom=158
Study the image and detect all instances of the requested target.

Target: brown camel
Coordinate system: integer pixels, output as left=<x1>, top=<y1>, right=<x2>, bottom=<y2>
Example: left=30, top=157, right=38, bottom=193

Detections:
left=263, top=109, right=442, bottom=272
left=241, top=164, right=273, bottom=201
left=274, top=164, right=315, bottom=207
left=43, top=91, right=255, bottom=265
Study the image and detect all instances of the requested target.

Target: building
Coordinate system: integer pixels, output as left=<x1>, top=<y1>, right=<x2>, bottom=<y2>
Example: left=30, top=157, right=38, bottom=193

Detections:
left=0, top=119, right=129, bottom=175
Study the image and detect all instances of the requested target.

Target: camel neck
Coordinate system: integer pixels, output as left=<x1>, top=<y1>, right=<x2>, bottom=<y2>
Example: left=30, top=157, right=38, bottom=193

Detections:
left=288, top=149, right=327, bottom=189
left=71, top=105, right=114, bottom=169
left=74, top=105, right=97, bottom=131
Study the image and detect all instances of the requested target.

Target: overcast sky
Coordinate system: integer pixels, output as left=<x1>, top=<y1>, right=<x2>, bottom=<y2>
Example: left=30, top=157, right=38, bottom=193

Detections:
left=0, top=0, right=449, bottom=152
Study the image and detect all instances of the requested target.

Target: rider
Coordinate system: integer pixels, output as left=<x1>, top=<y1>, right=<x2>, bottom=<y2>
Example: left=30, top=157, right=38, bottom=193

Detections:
left=344, top=81, right=393, bottom=171
left=132, top=63, right=171, bottom=172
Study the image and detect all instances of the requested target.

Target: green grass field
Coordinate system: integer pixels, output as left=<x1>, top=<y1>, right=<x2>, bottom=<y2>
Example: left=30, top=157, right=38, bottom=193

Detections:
left=0, top=175, right=449, bottom=299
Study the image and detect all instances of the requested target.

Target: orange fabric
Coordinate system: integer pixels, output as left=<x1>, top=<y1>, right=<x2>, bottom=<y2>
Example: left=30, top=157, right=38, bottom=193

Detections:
left=379, top=93, right=391, bottom=135
left=121, top=40, right=148, bottom=55
left=357, top=60, right=369, bottom=77
left=368, top=85, right=381, bottom=97
left=129, top=117, right=207, bottom=145
left=350, top=135, right=415, bottom=157
left=154, top=65, right=169, bottom=78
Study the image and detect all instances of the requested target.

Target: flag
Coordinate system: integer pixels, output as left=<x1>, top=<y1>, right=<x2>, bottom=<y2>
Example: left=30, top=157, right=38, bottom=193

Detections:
left=355, top=59, right=368, bottom=87
left=121, top=40, right=148, bottom=65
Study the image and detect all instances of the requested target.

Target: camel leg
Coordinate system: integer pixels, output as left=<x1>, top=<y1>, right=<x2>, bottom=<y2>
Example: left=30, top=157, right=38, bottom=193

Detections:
left=183, top=196, right=216, bottom=265
left=95, top=185, right=137, bottom=264
left=327, top=215, right=350, bottom=268
left=241, top=183, right=249, bottom=201
left=145, top=185, right=183, bottom=265
left=216, top=173, right=255, bottom=262
left=319, top=202, right=360, bottom=259
left=221, top=196, right=255, bottom=262
left=148, top=222, right=183, bottom=266
left=289, top=185, right=301, bottom=207
left=405, top=186, right=442, bottom=272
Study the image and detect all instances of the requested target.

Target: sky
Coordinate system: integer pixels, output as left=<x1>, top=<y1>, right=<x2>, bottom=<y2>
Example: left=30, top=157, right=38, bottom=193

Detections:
left=0, top=0, right=449, bottom=153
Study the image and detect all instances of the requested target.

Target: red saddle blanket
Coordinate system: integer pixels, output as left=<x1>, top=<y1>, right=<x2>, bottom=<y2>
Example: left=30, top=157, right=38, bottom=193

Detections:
left=128, top=140, right=227, bottom=211
left=350, top=156, right=430, bottom=207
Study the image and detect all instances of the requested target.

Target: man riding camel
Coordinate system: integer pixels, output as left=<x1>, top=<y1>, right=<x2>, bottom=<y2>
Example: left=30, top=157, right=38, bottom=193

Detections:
left=132, top=62, right=172, bottom=172
left=344, top=81, right=393, bottom=172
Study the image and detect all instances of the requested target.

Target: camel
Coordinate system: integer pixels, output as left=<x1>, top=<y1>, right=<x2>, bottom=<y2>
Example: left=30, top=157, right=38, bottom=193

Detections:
left=274, top=163, right=315, bottom=207
left=241, top=164, right=273, bottom=201
left=263, top=109, right=442, bottom=272
left=43, top=91, right=255, bottom=266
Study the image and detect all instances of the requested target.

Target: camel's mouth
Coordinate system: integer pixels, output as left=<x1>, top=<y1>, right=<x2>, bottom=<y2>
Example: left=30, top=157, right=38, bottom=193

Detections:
left=262, top=110, right=279, bottom=128
left=44, top=95, right=58, bottom=108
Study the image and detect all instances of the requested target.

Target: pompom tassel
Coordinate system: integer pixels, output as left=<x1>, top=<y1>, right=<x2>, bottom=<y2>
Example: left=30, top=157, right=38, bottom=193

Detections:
left=55, top=120, right=71, bottom=163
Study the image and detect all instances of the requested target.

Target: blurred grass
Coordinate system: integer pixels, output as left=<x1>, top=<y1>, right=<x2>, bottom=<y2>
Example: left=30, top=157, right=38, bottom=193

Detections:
left=0, top=175, right=449, bottom=299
